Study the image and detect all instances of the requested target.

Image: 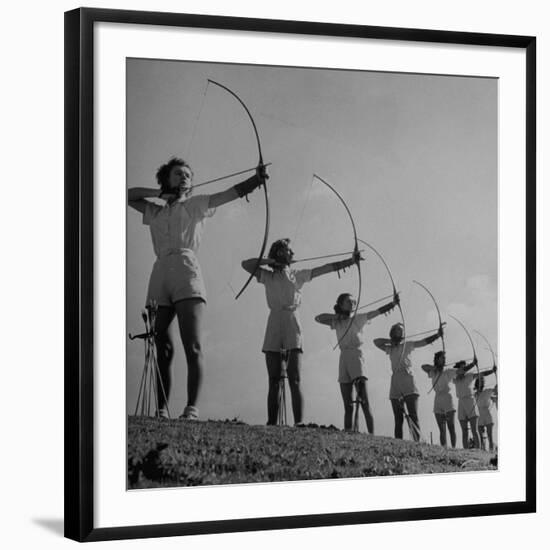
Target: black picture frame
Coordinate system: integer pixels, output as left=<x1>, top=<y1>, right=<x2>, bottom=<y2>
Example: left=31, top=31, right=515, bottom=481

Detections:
left=65, top=7, right=536, bottom=542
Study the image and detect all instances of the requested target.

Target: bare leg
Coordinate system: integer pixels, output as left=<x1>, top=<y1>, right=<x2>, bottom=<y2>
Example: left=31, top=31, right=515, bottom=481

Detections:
left=435, top=413, right=447, bottom=446
left=153, top=306, right=176, bottom=411
left=265, top=352, right=282, bottom=425
left=469, top=417, right=480, bottom=448
left=356, top=378, right=374, bottom=434
left=446, top=411, right=457, bottom=448
left=478, top=425, right=486, bottom=451
left=391, top=398, right=404, bottom=439
left=174, top=299, right=205, bottom=409
left=459, top=419, right=469, bottom=448
left=339, top=383, right=353, bottom=431
left=486, top=424, right=494, bottom=451
left=286, top=349, right=303, bottom=424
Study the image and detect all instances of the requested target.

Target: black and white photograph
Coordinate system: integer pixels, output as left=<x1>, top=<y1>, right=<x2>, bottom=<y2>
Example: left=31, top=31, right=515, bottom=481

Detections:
left=1, top=0, right=545, bottom=546
left=126, top=58, right=500, bottom=489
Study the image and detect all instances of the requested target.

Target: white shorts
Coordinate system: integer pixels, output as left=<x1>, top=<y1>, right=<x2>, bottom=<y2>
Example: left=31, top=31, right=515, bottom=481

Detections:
left=389, top=371, right=418, bottom=400
left=478, top=406, right=494, bottom=426
left=338, top=349, right=366, bottom=384
left=458, top=396, right=479, bottom=421
left=146, top=253, right=206, bottom=307
left=262, top=310, right=303, bottom=352
left=433, top=392, right=455, bottom=415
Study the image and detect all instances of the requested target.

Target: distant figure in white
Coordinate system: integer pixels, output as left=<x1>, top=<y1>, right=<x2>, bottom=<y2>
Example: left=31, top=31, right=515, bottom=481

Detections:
left=421, top=351, right=458, bottom=448
left=452, top=360, right=496, bottom=449
left=242, top=239, right=361, bottom=426
left=374, top=324, right=443, bottom=441
left=128, top=157, right=268, bottom=420
left=315, top=292, right=398, bottom=433
left=474, top=372, right=498, bottom=451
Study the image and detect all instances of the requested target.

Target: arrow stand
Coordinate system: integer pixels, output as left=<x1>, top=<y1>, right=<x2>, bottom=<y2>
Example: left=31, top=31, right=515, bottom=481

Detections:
left=351, top=378, right=363, bottom=432
left=399, top=396, right=423, bottom=442
left=277, top=350, right=288, bottom=426
left=129, top=302, right=171, bottom=418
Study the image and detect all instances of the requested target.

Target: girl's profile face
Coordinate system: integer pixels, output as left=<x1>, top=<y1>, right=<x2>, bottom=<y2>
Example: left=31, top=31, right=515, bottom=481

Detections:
left=168, top=165, right=193, bottom=196
left=277, top=243, right=294, bottom=265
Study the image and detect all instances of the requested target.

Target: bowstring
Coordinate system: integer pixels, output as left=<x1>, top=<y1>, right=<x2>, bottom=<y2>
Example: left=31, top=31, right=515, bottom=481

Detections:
left=184, top=81, right=209, bottom=160
left=292, top=175, right=315, bottom=247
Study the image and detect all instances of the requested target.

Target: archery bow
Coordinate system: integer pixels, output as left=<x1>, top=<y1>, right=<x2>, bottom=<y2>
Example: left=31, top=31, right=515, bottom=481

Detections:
left=312, top=174, right=361, bottom=350
left=358, top=238, right=406, bottom=367
left=207, top=80, right=270, bottom=300
left=412, top=280, right=445, bottom=394
left=474, top=330, right=498, bottom=406
left=474, top=330, right=497, bottom=376
left=449, top=315, right=480, bottom=419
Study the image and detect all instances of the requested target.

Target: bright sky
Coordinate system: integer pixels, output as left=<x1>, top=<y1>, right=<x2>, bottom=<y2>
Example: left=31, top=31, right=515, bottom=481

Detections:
left=126, top=58, right=498, bottom=441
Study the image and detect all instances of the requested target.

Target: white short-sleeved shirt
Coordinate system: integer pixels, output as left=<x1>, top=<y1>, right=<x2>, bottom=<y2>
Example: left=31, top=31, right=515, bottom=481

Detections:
left=257, top=267, right=312, bottom=311
left=331, top=313, right=370, bottom=350
left=428, top=368, right=457, bottom=393
left=453, top=372, right=477, bottom=399
left=385, top=341, right=417, bottom=375
left=143, top=195, right=215, bottom=258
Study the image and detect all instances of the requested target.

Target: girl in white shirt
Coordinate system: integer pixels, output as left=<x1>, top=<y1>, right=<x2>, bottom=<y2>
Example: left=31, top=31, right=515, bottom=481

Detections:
left=452, top=360, right=494, bottom=448
left=421, top=351, right=457, bottom=448
left=315, top=293, right=398, bottom=433
left=242, top=239, right=361, bottom=426
left=474, top=369, right=498, bottom=451
left=128, top=157, right=267, bottom=420
left=374, top=325, right=443, bottom=441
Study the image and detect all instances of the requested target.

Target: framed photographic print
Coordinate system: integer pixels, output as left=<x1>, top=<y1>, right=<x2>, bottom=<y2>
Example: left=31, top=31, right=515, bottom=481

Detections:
left=65, top=7, right=536, bottom=542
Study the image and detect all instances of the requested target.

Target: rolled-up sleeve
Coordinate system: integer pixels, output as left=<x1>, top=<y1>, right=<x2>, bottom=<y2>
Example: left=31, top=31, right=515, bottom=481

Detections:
left=185, top=194, right=216, bottom=220
left=294, top=269, right=312, bottom=289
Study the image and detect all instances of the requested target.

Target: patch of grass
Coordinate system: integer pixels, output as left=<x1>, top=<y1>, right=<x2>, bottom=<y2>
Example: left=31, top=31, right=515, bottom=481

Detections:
left=128, top=416, right=496, bottom=489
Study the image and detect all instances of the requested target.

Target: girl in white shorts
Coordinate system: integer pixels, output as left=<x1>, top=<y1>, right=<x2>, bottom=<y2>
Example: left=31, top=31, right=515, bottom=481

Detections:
left=242, top=239, right=361, bottom=426
left=421, top=351, right=457, bottom=448
left=315, top=293, right=398, bottom=433
left=474, top=369, right=498, bottom=451
left=453, top=361, right=496, bottom=448
left=129, top=157, right=267, bottom=420
left=374, top=324, right=443, bottom=441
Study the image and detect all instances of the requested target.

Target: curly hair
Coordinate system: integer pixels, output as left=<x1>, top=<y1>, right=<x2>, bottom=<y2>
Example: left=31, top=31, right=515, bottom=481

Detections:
left=334, top=293, right=352, bottom=316
left=268, top=238, right=291, bottom=262
left=155, top=157, right=193, bottom=194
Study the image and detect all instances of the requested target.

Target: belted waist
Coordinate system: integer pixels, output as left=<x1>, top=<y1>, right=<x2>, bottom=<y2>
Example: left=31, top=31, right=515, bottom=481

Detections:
left=156, top=247, right=195, bottom=259
left=268, top=305, right=298, bottom=312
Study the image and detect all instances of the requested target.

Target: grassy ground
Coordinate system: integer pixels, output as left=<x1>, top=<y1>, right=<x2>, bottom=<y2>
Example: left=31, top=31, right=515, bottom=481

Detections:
left=128, top=416, right=497, bottom=489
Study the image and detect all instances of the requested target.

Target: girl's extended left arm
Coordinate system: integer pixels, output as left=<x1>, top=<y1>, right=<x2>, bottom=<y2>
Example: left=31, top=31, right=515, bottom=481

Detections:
left=208, top=165, right=269, bottom=208
left=310, top=250, right=362, bottom=280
